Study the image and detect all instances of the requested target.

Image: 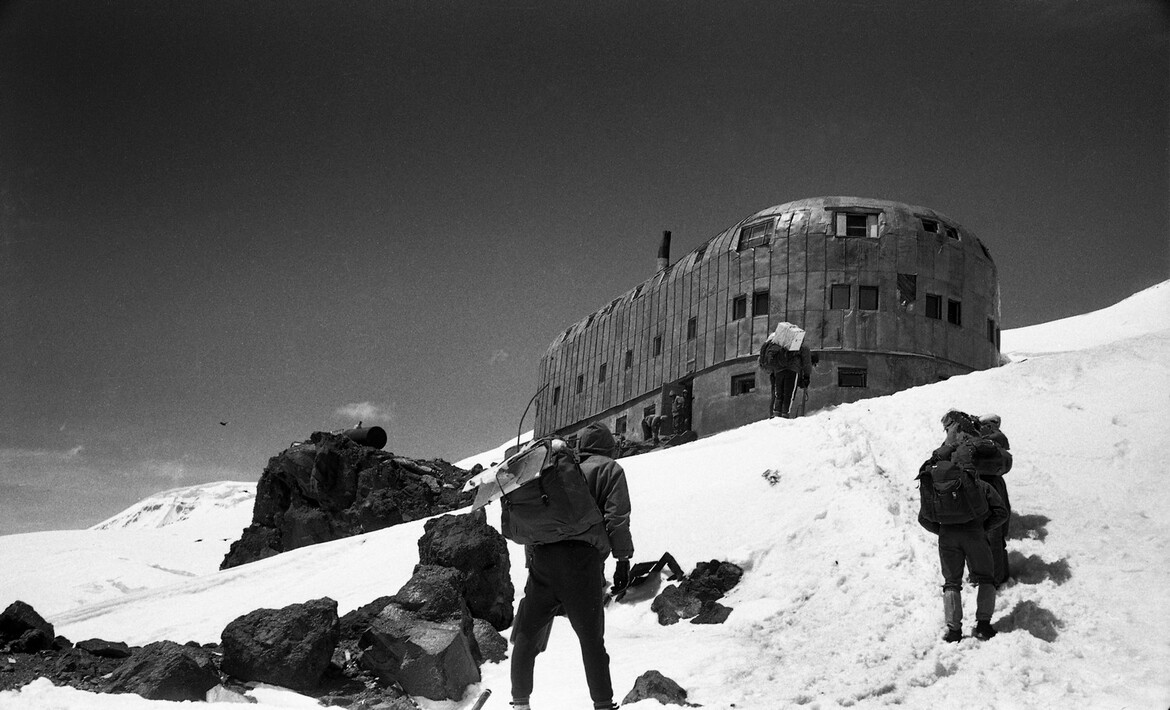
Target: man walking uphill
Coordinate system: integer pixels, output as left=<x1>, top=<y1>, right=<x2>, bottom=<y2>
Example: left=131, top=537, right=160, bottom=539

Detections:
left=759, top=322, right=814, bottom=418
left=510, top=422, right=633, bottom=710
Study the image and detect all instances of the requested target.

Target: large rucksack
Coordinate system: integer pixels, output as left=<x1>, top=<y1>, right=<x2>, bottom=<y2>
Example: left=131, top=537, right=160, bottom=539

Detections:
left=496, top=439, right=604, bottom=546
left=918, top=460, right=989, bottom=525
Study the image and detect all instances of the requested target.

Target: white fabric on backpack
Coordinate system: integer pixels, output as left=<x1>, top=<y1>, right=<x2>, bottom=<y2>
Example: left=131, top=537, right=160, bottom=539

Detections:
left=768, top=322, right=806, bottom=351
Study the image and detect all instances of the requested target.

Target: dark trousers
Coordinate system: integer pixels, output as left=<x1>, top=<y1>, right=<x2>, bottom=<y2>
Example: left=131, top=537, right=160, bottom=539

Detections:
left=511, top=541, right=612, bottom=705
left=981, top=475, right=1011, bottom=585
left=770, top=370, right=798, bottom=417
left=938, top=521, right=996, bottom=625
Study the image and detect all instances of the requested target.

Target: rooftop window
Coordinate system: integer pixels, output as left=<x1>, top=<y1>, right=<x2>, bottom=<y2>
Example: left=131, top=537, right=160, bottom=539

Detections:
left=834, top=211, right=880, bottom=238
left=737, top=219, right=773, bottom=250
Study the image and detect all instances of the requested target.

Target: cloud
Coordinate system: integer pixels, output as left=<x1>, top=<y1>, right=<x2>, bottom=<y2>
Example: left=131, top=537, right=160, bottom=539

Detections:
left=335, top=401, right=394, bottom=424
left=489, top=349, right=509, bottom=365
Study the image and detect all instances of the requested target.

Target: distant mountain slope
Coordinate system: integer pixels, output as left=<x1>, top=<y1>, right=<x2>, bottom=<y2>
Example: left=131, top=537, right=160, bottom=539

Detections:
left=90, top=481, right=255, bottom=531
left=1002, top=279, right=1168, bottom=355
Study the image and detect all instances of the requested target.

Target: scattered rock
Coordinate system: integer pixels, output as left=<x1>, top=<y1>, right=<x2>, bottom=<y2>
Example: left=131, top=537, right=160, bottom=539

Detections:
left=104, top=640, right=219, bottom=701
left=220, top=597, right=340, bottom=691
left=417, top=511, right=515, bottom=631
left=650, top=560, right=743, bottom=626
left=622, top=669, right=692, bottom=706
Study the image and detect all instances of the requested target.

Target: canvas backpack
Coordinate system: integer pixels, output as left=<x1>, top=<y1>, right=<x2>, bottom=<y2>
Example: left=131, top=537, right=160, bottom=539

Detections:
left=499, top=440, right=605, bottom=546
left=759, top=341, right=795, bottom=372
left=918, top=460, right=989, bottom=525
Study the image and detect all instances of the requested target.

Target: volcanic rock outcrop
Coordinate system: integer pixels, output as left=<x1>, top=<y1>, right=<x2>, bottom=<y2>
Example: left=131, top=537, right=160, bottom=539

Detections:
left=221, top=431, right=476, bottom=569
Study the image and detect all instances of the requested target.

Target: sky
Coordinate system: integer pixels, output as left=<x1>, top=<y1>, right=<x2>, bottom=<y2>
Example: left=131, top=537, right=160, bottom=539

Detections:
left=1, top=281, right=1167, bottom=708
left=1, top=0, right=1167, bottom=535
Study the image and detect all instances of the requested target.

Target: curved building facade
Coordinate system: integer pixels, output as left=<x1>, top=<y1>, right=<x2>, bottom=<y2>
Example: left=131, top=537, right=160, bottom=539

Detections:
left=534, top=196, right=1002, bottom=443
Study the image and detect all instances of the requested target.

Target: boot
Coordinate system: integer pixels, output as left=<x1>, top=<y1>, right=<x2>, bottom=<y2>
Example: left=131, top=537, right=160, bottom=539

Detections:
left=973, top=620, right=997, bottom=640
left=943, top=627, right=963, bottom=643
left=511, top=701, right=532, bottom=710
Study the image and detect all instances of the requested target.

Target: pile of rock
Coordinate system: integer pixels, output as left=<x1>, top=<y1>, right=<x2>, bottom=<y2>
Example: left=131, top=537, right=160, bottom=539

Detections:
left=2, top=510, right=513, bottom=706
left=221, top=431, right=477, bottom=569
left=650, top=559, right=744, bottom=626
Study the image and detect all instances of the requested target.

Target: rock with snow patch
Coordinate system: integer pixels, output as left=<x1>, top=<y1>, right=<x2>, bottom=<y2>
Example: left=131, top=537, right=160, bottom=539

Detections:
left=0, top=601, right=54, bottom=653
left=622, top=670, right=691, bottom=706
left=417, top=511, right=515, bottom=630
left=221, top=432, right=476, bottom=569
left=103, top=640, right=220, bottom=701
left=220, top=597, right=340, bottom=691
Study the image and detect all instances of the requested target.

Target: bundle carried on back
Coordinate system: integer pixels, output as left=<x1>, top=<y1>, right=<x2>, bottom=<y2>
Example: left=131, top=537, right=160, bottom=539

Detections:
left=759, top=322, right=806, bottom=372
left=917, top=460, right=989, bottom=525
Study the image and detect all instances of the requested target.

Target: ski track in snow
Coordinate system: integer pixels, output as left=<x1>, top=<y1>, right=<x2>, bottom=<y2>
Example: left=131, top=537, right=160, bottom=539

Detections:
left=1, top=282, right=1168, bottom=709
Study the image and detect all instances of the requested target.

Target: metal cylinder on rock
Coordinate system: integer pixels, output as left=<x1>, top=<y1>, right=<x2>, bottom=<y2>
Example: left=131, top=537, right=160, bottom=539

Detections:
left=342, top=426, right=387, bottom=449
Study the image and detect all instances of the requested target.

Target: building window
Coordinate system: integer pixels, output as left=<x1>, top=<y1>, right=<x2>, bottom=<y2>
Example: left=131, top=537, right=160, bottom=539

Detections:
left=732, top=295, right=748, bottom=320
left=925, top=294, right=942, bottom=320
left=615, top=415, right=627, bottom=437
left=624, top=349, right=633, bottom=370
left=858, top=285, right=879, bottom=311
left=686, top=317, right=697, bottom=340
left=834, top=211, right=879, bottom=238
left=897, top=273, right=917, bottom=307
left=585, top=314, right=595, bottom=328
left=730, top=373, right=756, bottom=396
left=552, top=386, right=561, bottom=406
left=693, top=243, right=708, bottom=266
left=838, top=368, right=868, bottom=388
left=920, top=218, right=939, bottom=234
left=632, top=284, right=644, bottom=299
left=945, top=226, right=960, bottom=241
left=576, top=374, right=584, bottom=393
left=643, top=404, right=656, bottom=418
left=947, top=299, right=962, bottom=326
left=598, top=363, right=607, bottom=383
left=752, top=290, right=770, bottom=317
left=737, top=219, right=773, bottom=250
left=830, top=284, right=851, bottom=310
left=653, top=335, right=663, bottom=356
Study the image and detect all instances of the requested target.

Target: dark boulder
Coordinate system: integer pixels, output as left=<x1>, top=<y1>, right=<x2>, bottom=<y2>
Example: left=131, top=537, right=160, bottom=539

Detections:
left=76, top=638, right=132, bottom=659
left=221, top=432, right=476, bottom=569
left=417, top=511, right=514, bottom=630
left=104, top=640, right=219, bottom=702
left=0, top=601, right=54, bottom=653
left=358, top=604, right=479, bottom=701
left=622, top=670, right=691, bottom=706
left=472, top=618, right=508, bottom=664
left=220, top=597, right=340, bottom=691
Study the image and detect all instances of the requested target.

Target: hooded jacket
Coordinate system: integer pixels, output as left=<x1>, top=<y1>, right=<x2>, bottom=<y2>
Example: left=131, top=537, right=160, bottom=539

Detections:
left=575, top=423, right=635, bottom=560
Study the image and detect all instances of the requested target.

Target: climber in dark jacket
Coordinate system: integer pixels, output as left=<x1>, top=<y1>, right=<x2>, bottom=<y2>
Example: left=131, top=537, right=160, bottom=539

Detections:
left=510, top=422, right=632, bottom=710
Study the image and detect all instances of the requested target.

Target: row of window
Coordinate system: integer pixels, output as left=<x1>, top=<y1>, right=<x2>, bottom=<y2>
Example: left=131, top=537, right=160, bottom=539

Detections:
left=730, top=367, right=869, bottom=396
left=735, top=210, right=964, bottom=252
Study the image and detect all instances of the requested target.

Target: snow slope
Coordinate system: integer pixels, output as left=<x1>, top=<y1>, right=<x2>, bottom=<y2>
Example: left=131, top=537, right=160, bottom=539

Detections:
left=90, top=481, right=255, bottom=532
left=2, top=281, right=1168, bottom=710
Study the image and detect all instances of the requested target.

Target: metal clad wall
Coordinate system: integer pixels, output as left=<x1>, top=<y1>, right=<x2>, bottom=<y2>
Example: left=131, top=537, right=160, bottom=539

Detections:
left=534, top=197, right=1001, bottom=440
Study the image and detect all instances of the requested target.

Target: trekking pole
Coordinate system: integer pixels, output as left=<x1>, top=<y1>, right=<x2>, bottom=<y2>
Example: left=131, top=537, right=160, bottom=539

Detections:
left=469, top=689, right=492, bottom=710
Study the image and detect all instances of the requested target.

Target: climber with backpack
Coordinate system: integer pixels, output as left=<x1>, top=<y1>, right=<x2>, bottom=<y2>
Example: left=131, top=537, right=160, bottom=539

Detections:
left=917, top=413, right=1009, bottom=643
left=758, top=322, right=815, bottom=419
left=500, top=422, right=633, bottom=710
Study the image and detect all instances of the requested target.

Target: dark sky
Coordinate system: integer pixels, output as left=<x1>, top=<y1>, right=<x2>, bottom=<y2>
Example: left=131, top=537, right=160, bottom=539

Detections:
left=1, top=0, right=1166, bottom=533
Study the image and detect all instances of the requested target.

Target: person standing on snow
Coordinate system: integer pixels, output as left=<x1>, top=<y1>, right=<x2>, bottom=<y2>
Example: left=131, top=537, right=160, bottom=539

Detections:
left=976, top=413, right=1013, bottom=585
left=918, top=413, right=1009, bottom=642
left=758, top=322, right=814, bottom=419
left=509, top=422, right=633, bottom=710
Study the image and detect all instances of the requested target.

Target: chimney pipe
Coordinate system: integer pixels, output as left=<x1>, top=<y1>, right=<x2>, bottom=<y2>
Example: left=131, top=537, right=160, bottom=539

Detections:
left=656, top=230, right=671, bottom=272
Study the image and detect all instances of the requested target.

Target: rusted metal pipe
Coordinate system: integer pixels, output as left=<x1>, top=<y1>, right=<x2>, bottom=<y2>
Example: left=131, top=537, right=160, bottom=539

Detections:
left=342, top=426, right=387, bottom=449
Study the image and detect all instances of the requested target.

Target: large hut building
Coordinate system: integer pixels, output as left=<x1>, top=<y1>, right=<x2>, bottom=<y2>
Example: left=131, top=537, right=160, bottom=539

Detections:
left=534, top=196, right=1002, bottom=445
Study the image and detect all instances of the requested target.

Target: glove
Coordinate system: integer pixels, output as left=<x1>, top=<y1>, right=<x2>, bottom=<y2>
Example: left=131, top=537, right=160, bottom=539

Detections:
left=613, top=559, right=630, bottom=592
left=798, top=373, right=810, bottom=389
